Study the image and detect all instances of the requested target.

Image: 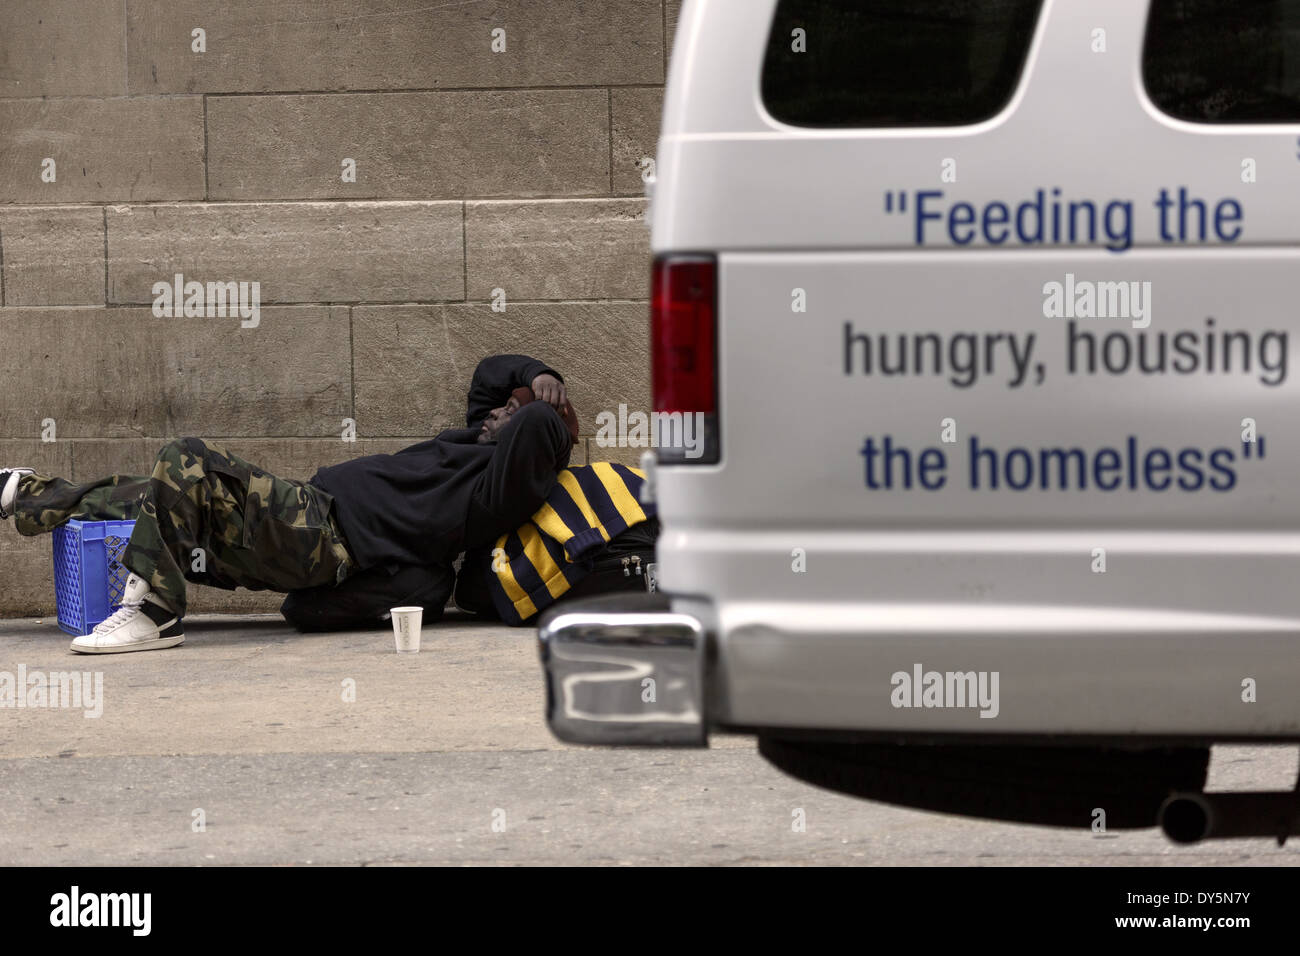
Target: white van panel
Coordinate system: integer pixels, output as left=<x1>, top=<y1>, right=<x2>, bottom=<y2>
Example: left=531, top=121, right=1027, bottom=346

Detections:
left=713, top=600, right=1300, bottom=734
left=677, top=249, right=1297, bottom=530
left=655, top=0, right=1300, bottom=253
left=659, top=260, right=1300, bottom=731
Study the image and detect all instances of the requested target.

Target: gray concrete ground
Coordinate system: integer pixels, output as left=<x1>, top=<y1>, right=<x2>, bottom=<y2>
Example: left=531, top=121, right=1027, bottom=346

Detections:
left=1, top=612, right=1297, bottom=866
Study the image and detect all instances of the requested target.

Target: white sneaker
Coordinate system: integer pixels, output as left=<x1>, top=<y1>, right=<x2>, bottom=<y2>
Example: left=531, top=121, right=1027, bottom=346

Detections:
left=0, top=468, right=33, bottom=519
left=70, top=573, right=185, bottom=654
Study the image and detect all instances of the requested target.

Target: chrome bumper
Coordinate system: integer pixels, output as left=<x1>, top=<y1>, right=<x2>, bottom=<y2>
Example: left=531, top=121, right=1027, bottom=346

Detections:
left=537, top=593, right=707, bottom=746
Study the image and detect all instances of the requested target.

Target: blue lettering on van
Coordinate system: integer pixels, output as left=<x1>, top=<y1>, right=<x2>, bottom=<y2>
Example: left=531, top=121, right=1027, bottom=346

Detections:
left=892, top=187, right=1243, bottom=251
left=842, top=320, right=1288, bottom=388
left=859, top=435, right=1254, bottom=492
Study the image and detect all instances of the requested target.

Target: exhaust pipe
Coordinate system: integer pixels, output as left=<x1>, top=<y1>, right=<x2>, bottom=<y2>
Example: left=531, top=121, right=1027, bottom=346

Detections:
left=1158, top=791, right=1300, bottom=845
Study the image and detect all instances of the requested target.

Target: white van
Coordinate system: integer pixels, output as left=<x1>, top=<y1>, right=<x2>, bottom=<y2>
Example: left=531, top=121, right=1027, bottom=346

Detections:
left=540, top=0, right=1300, bottom=843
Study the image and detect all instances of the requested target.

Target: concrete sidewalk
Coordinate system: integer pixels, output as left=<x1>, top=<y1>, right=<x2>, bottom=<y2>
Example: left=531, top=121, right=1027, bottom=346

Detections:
left=1, top=612, right=1297, bottom=865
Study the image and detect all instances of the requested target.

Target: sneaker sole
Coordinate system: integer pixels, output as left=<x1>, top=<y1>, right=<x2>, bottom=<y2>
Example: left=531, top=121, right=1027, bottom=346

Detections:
left=69, top=634, right=185, bottom=654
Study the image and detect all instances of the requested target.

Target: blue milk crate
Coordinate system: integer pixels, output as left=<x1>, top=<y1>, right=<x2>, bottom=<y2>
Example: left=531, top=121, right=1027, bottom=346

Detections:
left=52, top=519, right=137, bottom=636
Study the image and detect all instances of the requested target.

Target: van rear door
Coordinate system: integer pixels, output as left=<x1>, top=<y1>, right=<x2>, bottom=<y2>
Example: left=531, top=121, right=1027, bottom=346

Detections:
left=651, top=0, right=1300, bottom=736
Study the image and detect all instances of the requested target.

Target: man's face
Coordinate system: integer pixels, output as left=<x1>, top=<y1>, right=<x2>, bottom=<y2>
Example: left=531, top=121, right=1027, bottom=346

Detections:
left=476, top=395, right=522, bottom=444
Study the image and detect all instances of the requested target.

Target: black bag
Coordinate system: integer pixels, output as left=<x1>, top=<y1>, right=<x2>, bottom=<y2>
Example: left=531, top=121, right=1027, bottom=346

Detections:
left=455, top=516, right=660, bottom=625
left=560, top=515, right=659, bottom=601
left=280, top=562, right=455, bottom=632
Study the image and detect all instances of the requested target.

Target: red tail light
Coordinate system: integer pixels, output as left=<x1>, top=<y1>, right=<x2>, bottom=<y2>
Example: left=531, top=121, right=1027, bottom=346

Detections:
left=650, top=255, right=719, bottom=463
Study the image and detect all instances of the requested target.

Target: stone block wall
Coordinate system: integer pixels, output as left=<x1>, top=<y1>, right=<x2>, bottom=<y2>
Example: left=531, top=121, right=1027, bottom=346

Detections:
left=0, top=0, right=681, bottom=614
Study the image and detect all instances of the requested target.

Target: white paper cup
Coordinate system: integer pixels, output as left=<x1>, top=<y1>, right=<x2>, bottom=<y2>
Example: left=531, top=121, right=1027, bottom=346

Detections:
left=390, top=606, right=423, bottom=654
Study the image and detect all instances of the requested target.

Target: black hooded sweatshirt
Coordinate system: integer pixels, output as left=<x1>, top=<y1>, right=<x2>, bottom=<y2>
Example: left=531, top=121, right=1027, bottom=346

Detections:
left=309, top=354, right=571, bottom=573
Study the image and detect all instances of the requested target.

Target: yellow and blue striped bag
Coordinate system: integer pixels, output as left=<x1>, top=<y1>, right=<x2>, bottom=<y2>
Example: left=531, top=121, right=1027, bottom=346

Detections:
left=488, top=463, right=654, bottom=624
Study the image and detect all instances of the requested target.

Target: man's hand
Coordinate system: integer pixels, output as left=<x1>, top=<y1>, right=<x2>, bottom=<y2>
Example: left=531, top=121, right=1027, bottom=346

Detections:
left=530, top=373, right=568, bottom=411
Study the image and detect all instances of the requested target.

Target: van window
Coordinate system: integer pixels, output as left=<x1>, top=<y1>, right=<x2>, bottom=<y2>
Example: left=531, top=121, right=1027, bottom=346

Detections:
left=1144, top=0, right=1300, bottom=123
left=760, top=0, right=1043, bottom=128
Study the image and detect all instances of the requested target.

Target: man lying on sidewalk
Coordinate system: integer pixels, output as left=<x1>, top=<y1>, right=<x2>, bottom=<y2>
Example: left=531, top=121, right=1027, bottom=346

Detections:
left=0, top=354, right=579, bottom=654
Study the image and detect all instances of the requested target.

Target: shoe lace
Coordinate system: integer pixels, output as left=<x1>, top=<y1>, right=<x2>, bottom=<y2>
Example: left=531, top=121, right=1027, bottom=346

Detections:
left=93, top=597, right=144, bottom=634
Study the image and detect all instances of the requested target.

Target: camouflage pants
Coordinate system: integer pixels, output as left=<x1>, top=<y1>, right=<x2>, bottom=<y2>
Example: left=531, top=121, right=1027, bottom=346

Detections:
left=12, top=438, right=354, bottom=617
